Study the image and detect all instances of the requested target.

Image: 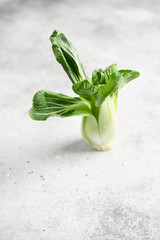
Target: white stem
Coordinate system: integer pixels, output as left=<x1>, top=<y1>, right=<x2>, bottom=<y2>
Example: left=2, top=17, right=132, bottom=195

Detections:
left=82, top=95, right=118, bottom=151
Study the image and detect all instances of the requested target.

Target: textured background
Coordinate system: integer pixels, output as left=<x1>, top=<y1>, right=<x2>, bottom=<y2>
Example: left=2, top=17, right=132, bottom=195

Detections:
left=0, top=0, right=160, bottom=239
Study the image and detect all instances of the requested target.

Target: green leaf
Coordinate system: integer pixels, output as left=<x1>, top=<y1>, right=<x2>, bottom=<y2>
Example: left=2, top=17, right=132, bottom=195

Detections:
left=95, top=73, right=118, bottom=106
left=92, top=69, right=106, bottom=85
left=92, top=65, right=118, bottom=86
left=72, top=79, right=98, bottom=102
left=116, top=69, right=140, bottom=90
left=50, top=30, right=87, bottom=84
left=104, top=64, right=118, bottom=77
left=91, top=65, right=119, bottom=106
left=72, top=76, right=118, bottom=107
left=29, top=90, right=92, bottom=121
left=91, top=65, right=140, bottom=106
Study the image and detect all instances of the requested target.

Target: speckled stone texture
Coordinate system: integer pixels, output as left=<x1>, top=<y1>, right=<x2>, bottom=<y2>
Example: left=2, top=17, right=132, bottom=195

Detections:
left=0, top=0, right=160, bottom=239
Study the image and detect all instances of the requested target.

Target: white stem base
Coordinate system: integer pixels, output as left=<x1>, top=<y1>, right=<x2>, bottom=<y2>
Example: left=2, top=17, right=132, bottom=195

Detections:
left=81, top=95, right=118, bottom=151
left=89, top=141, right=114, bottom=151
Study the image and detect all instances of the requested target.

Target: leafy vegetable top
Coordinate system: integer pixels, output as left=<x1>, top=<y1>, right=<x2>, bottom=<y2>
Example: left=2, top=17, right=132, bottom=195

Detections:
left=29, top=30, right=140, bottom=121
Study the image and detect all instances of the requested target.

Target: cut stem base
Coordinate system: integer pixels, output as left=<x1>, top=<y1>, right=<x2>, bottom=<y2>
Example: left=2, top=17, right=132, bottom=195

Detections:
left=89, top=141, right=114, bottom=151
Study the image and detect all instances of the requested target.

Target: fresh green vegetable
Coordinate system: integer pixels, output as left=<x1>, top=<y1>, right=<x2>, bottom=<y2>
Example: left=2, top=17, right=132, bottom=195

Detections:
left=29, top=30, right=140, bottom=151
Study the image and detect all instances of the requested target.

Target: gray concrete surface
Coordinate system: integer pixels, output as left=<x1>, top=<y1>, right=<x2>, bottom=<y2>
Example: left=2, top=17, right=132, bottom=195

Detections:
left=0, top=0, right=160, bottom=239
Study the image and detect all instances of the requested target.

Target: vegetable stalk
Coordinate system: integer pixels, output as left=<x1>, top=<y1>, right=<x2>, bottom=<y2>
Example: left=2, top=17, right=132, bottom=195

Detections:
left=82, top=94, right=118, bottom=151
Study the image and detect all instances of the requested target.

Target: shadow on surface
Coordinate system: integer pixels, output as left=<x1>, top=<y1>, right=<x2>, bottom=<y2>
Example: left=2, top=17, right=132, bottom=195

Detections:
left=58, top=139, right=93, bottom=154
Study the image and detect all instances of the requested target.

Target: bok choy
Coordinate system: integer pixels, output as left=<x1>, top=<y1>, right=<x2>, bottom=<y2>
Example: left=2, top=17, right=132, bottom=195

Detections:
left=29, top=30, right=140, bottom=151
